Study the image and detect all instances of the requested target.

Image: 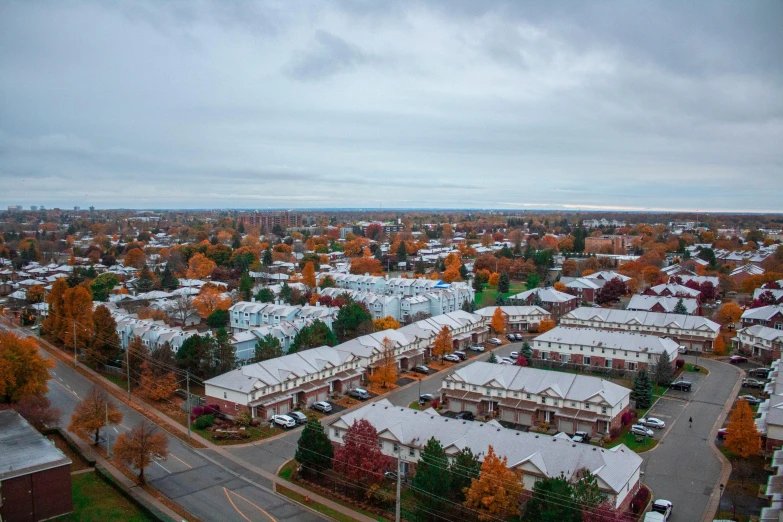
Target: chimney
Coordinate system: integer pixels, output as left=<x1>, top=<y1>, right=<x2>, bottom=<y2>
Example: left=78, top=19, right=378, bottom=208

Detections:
left=251, top=297, right=256, bottom=303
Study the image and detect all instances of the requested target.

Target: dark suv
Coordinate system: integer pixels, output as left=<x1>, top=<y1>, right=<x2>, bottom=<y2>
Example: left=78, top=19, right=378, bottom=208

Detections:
left=669, top=380, right=692, bottom=391
left=455, top=411, right=475, bottom=421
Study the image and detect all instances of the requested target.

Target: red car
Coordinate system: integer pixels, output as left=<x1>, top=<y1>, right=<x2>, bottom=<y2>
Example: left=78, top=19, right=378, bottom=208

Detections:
left=717, top=428, right=727, bottom=438
left=730, top=355, right=748, bottom=364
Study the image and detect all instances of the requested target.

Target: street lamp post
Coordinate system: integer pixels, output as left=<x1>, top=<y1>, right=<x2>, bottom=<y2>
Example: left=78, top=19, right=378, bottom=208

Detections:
left=719, top=483, right=724, bottom=512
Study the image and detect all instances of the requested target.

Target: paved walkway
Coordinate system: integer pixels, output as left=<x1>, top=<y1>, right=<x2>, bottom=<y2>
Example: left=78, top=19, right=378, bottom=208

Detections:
left=641, top=355, right=742, bottom=522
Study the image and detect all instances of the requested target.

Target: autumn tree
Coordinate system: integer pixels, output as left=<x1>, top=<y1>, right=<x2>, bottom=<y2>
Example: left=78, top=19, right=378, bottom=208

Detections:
left=186, top=252, right=217, bottom=279
left=42, top=278, right=68, bottom=340
left=27, top=284, right=45, bottom=304
left=302, top=262, right=317, bottom=289
left=89, top=305, right=121, bottom=366
left=373, top=316, right=401, bottom=331
left=713, top=334, right=727, bottom=355
left=333, top=419, right=394, bottom=494
left=0, top=331, right=55, bottom=403
left=254, top=334, right=284, bottom=362
left=596, top=277, right=628, bottom=305
left=538, top=319, right=555, bottom=333
left=12, top=395, right=61, bottom=430
left=138, top=361, right=178, bottom=401
left=432, top=325, right=453, bottom=361
left=717, top=302, right=743, bottom=325
left=349, top=256, right=383, bottom=275
left=68, top=385, right=123, bottom=445
left=113, top=419, right=168, bottom=484
left=124, top=247, right=146, bottom=269
left=295, top=418, right=333, bottom=479
left=491, top=307, right=506, bottom=334
left=368, top=337, right=398, bottom=389
left=123, top=337, right=149, bottom=384
left=553, top=281, right=567, bottom=292
left=194, top=286, right=232, bottom=318
left=725, top=399, right=761, bottom=458
left=61, top=286, right=95, bottom=352
left=463, top=445, right=524, bottom=521
left=562, top=259, right=578, bottom=277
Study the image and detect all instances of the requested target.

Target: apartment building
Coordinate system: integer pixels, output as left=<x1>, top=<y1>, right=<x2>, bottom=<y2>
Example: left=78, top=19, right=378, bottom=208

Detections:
left=238, top=211, right=302, bottom=230
left=585, top=235, right=627, bottom=255
left=229, top=302, right=338, bottom=331
left=508, top=287, right=578, bottom=320
left=627, top=295, right=701, bottom=316
left=742, top=305, right=783, bottom=329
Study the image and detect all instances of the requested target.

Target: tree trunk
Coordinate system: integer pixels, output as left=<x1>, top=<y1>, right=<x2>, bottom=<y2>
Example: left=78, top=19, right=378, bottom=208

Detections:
left=94, top=429, right=100, bottom=445
left=139, top=466, right=145, bottom=484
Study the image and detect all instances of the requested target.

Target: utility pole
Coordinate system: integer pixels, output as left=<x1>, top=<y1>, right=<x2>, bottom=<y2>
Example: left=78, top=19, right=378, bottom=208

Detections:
left=125, top=348, right=131, bottom=400
left=105, top=403, right=112, bottom=458
left=73, top=319, right=77, bottom=366
left=186, top=372, right=191, bottom=440
left=395, top=451, right=402, bottom=522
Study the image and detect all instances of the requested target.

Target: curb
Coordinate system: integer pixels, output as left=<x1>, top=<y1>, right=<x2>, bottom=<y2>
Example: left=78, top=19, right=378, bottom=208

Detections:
left=271, top=459, right=345, bottom=522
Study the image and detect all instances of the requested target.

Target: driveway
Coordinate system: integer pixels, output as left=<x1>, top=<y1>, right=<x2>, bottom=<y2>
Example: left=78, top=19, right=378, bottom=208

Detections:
left=641, top=356, right=741, bottom=522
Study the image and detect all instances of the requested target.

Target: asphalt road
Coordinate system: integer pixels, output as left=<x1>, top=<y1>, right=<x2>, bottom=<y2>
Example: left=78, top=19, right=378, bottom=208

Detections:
left=641, top=355, right=741, bottom=522
left=1, top=323, right=324, bottom=522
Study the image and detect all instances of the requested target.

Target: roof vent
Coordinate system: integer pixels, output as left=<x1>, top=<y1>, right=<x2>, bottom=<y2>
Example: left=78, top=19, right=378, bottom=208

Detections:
left=535, top=435, right=539, bottom=438
left=497, top=428, right=501, bottom=432
left=572, top=444, right=576, bottom=447
left=592, top=447, right=597, bottom=451
left=384, top=406, right=388, bottom=409
left=516, top=432, right=520, bottom=435
left=463, top=421, right=466, bottom=424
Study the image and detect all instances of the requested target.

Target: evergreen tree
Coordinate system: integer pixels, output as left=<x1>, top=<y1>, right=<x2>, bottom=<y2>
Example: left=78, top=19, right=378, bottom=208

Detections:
left=262, top=248, right=273, bottom=266
left=523, top=475, right=581, bottom=522
left=459, top=264, right=468, bottom=280
left=333, top=302, right=373, bottom=343
left=160, top=264, right=178, bottom=291
left=254, top=334, right=284, bottom=361
left=571, top=469, right=606, bottom=509
left=212, top=328, right=237, bottom=377
left=254, top=287, right=275, bottom=303
left=175, top=334, right=213, bottom=379
left=494, top=294, right=506, bottom=306
left=498, top=271, right=510, bottom=293
left=521, top=341, right=533, bottom=360
left=239, top=273, right=253, bottom=301
left=295, top=418, right=333, bottom=479
left=673, top=298, right=688, bottom=315
left=291, top=320, right=338, bottom=351
left=488, top=352, right=498, bottom=363
left=89, top=273, right=119, bottom=302
left=631, top=369, right=653, bottom=409
left=279, top=282, right=293, bottom=303
left=461, top=299, right=477, bottom=313
left=653, top=351, right=675, bottom=387
left=414, top=259, right=427, bottom=275
left=449, top=448, right=481, bottom=500
left=237, top=221, right=245, bottom=234
left=412, top=438, right=451, bottom=510
left=531, top=291, right=544, bottom=307
left=472, top=276, right=484, bottom=293
left=396, top=241, right=408, bottom=261
left=526, top=272, right=541, bottom=290
left=206, top=309, right=229, bottom=328
left=136, top=265, right=155, bottom=293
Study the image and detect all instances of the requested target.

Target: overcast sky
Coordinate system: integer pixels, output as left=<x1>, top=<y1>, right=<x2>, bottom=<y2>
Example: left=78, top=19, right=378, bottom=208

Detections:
left=1, top=1, right=781, bottom=212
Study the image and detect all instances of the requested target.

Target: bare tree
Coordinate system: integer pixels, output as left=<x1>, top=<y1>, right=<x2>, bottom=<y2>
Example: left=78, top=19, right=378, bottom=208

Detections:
left=171, top=294, right=195, bottom=325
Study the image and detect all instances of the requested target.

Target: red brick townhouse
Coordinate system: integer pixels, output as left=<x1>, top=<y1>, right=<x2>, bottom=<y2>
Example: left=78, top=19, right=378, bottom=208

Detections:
left=474, top=305, right=552, bottom=333
left=440, top=361, right=630, bottom=437
left=508, top=287, right=578, bottom=321
left=742, top=305, right=783, bottom=330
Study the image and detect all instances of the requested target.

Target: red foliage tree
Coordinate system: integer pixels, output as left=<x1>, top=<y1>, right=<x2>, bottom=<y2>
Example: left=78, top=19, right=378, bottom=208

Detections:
left=333, top=419, right=395, bottom=488
left=515, top=355, right=528, bottom=367
left=699, top=281, right=717, bottom=301
left=596, top=277, right=628, bottom=305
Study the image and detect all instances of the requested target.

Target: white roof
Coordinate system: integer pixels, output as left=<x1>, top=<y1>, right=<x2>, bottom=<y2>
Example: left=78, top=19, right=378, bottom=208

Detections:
left=561, top=307, right=719, bottom=334
left=627, top=295, right=699, bottom=314
left=330, top=399, right=642, bottom=494
left=536, top=326, right=680, bottom=357
left=647, top=284, right=701, bottom=298
left=738, top=325, right=783, bottom=343
left=510, top=287, right=577, bottom=303
left=743, top=305, right=783, bottom=322
left=584, top=271, right=631, bottom=282
left=474, top=305, right=551, bottom=319
left=446, top=361, right=629, bottom=406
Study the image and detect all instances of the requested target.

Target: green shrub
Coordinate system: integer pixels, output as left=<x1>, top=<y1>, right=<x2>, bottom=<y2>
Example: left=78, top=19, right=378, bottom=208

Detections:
left=235, top=412, right=252, bottom=428
left=194, top=414, right=215, bottom=430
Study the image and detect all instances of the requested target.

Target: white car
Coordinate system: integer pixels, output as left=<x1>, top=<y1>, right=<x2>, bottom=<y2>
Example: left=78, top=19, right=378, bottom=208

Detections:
left=630, top=425, right=654, bottom=438
left=509, top=351, right=519, bottom=359
left=443, top=354, right=460, bottom=362
left=469, top=345, right=485, bottom=352
left=273, top=414, right=297, bottom=429
left=501, top=357, right=515, bottom=364
left=677, top=346, right=687, bottom=354
left=650, top=499, right=672, bottom=520
left=311, top=401, right=332, bottom=413
left=488, top=338, right=502, bottom=345
left=638, top=417, right=666, bottom=429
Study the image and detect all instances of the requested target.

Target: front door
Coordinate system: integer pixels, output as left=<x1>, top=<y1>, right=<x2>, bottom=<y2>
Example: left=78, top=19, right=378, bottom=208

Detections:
left=544, top=411, right=551, bottom=423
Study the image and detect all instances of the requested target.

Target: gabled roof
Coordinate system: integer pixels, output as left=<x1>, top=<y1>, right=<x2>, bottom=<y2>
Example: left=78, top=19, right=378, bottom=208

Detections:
left=742, top=305, right=783, bottom=322
left=561, top=307, right=720, bottom=334
left=509, top=287, right=577, bottom=304
left=535, top=326, right=680, bottom=356
left=628, top=295, right=699, bottom=314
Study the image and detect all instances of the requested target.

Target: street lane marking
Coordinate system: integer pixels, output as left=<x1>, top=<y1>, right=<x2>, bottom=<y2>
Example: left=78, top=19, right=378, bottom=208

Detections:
left=113, top=427, right=118, bottom=433
left=223, top=487, right=278, bottom=522
left=168, top=453, right=192, bottom=469
left=154, top=461, right=171, bottom=474
left=51, top=379, right=80, bottom=399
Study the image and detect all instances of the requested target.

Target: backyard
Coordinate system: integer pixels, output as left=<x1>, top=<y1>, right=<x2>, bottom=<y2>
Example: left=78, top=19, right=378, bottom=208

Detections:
left=56, top=472, right=154, bottom=522
left=475, top=282, right=526, bottom=308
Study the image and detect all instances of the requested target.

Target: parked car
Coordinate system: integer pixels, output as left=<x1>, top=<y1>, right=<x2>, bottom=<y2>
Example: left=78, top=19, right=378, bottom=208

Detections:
left=501, top=357, right=515, bottom=365
left=273, top=414, right=297, bottom=429
left=488, top=338, right=503, bottom=345
left=348, top=388, right=369, bottom=400
left=509, top=351, right=519, bottom=359
left=650, top=499, right=672, bottom=520
left=453, top=350, right=467, bottom=360
left=638, top=417, right=666, bottom=429
left=750, top=368, right=772, bottom=378
left=443, top=354, right=460, bottom=363
left=311, top=401, right=332, bottom=413
left=630, top=425, right=654, bottom=438
left=384, top=471, right=397, bottom=480
left=507, top=334, right=516, bottom=342
left=412, top=365, right=431, bottom=375
left=571, top=431, right=591, bottom=444
left=730, top=355, right=748, bottom=364
left=455, top=411, right=475, bottom=421
left=743, top=378, right=764, bottom=388
left=288, top=411, right=308, bottom=424
left=738, top=395, right=763, bottom=405
left=514, top=333, right=523, bottom=341
left=419, top=393, right=435, bottom=402
left=677, top=346, right=687, bottom=354
left=469, top=345, right=485, bottom=352
left=669, top=380, right=692, bottom=391
left=717, top=427, right=727, bottom=438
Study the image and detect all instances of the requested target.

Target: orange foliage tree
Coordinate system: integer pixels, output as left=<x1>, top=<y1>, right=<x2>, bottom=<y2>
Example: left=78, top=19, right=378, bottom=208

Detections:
left=27, top=284, right=46, bottom=304
left=124, top=247, right=146, bottom=268
left=716, top=302, right=743, bottom=325
left=138, top=362, right=178, bottom=401
left=0, top=331, right=55, bottom=403
left=553, top=282, right=567, bottom=292
left=114, top=419, right=168, bottom=484
left=725, top=399, right=761, bottom=458
left=193, top=286, right=231, bottom=318
left=713, top=334, right=726, bottom=355
left=491, top=307, right=506, bottom=334
left=488, top=273, right=500, bottom=287
left=373, top=316, right=401, bottom=331
left=368, top=338, right=398, bottom=389
left=538, top=319, right=555, bottom=333
left=68, top=385, right=123, bottom=445
left=186, top=253, right=217, bottom=279
left=302, top=262, right=317, bottom=289
left=432, top=326, right=453, bottom=361
left=61, top=286, right=95, bottom=351
left=350, top=257, right=383, bottom=275
left=442, top=265, right=462, bottom=283
left=463, top=445, right=524, bottom=521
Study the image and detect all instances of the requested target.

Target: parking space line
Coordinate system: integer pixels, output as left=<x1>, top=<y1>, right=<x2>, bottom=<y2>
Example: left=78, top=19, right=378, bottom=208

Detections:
left=154, top=461, right=171, bottom=474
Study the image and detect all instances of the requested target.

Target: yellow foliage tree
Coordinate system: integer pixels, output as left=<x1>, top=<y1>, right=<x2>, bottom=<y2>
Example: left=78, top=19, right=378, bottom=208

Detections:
left=373, top=316, right=401, bottom=331
left=442, top=266, right=462, bottom=283
left=432, top=326, right=453, bottom=361
left=186, top=253, right=217, bottom=279
left=463, top=445, right=524, bottom=521
left=138, top=362, right=178, bottom=401
left=0, top=331, right=55, bottom=403
left=302, top=262, right=317, bottom=289
left=368, top=338, right=398, bottom=389
left=488, top=272, right=500, bottom=287
left=61, top=286, right=95, bottom=351
left=491, top=307, right=506, bottom=334
left=193, top=286, right=232, bottom=318
left=27, top=284, right=46, bottom=304
left=713, top=334, right=726, bottom=355
left=553, top=282, right=567, bottom=293
left=538, top=319, right=555, bottom=333
left=725, top=399, right=761, bottom=458
left=716, top=302, right=743, bottom=325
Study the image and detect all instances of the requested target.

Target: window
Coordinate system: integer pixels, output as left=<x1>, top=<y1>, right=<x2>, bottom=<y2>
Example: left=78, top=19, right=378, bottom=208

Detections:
left=602, top=407, right=607, bottom=414
left=585, top=403, right=591, bottom=410
left=513, top=392, right=519, bottom=397
left=409, top=448, right=415, bottom=457
left=605, top=359, right=612, bottom=368
left=584, top=356, right=591, bottom=365
left=472, top=385, right=477, bottom=391
left=379, top=440, right=383, bottom=449
left=776, top=322, right=782, bottom=331
left=334, top=429, right=340, bottom=438
left=235, top=404, right=239, bottom=411
left=527, top=393, right=532, bottom=399
left=541, top=397, right=547, bottom=404
left=461, top=383, right=466, bottom=389
left=571, top=402, right=577, bottom=407
left=223, top=392, right=227, bottom=399
left=627, top=362, right=636, bottom=371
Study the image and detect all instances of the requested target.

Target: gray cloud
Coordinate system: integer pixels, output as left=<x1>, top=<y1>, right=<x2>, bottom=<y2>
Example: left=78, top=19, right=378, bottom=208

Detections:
left=0, top=0, right=781, bottom=211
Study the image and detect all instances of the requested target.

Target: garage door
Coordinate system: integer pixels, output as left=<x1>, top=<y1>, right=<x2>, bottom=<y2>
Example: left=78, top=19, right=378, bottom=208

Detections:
left=501, top=409, right=516, bottom=423
left=517, top=413, right=533, bottom=426
left=559, top=419, right=575, bottom=434
left=464, top=402, right=478, bottom=414
left=278, top=403, right=290, bottom=415
left=577, top=421, right=593, bottom=433
left=449, top=400, right=462, bottom=413
left=317, top=390, right=328, bottom=402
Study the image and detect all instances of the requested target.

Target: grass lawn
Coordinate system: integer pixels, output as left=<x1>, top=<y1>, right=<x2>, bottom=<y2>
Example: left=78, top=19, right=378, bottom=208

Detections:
left=475, top=282, right=526, bottom=308
left=191, top=425, right=272, bottom=445
left=606, top=431, right=658, bottom=453
left=684, top=363, right=709, bottom=375
left=57, top=472, right=154, bottom=522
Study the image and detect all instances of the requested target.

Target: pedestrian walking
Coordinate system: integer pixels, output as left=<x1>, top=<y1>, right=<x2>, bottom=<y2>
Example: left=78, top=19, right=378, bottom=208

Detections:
left=689, top=416, right=693, bottom=428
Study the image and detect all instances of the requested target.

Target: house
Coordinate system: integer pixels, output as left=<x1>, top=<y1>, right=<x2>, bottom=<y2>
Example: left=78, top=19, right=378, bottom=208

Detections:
left=558, top=277, right=602, bottom=304
left=742, top=306, right=783, bottom=329
left=644, top=283, right=701, bottom=301
left=440, top=361, right=630, bottom=436
left=730, top=264, right=765, bottom=287
left=753, top=288, right=783, bottom=305
left=327, top=399, right=642, bottom=510
left=229, top=302, right=338, bottom=331
left=585, top=235, right=627, bottom=255
left=0, top=411, right=73, bottom=522
left=627, top=295, right=701, bottom=316
left=584, top=271, right=632, bottom=284
left=474, top=306, right=552, bottom=332
left=560, top=307, right=720, bottom=352
left=735, top=325, right=783, bottom=360
left=533, top=327, right=680, bottom=371
left=112, top=311, right=200, bottom=353
left=508, top=288, right=578, bottom=320
left=757, top=360, right=783, bottom=452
